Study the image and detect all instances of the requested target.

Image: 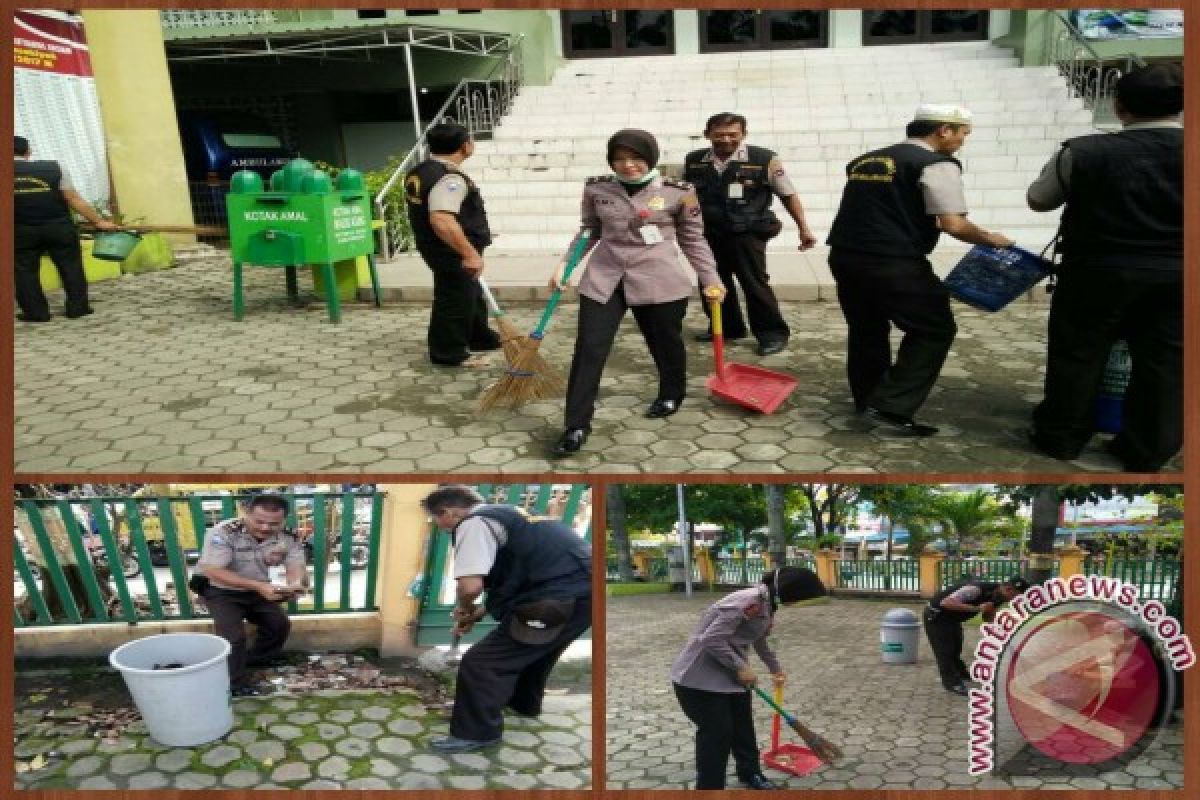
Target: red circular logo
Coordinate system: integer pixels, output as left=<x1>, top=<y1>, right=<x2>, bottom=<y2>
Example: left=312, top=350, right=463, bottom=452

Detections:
left=1005, top=610, right=1160, bottom=764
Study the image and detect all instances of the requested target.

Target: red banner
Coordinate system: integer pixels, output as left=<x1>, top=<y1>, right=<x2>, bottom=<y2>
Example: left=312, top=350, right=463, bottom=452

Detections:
left=14, top=10, right=92, bottom=77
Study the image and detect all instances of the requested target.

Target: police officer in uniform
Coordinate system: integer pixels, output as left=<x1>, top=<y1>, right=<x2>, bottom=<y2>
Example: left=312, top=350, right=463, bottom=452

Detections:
left=550, top=129, right=726, bottom=456
left=923, top=575, right=1029, bottom=695
left=421, top=486, right=592, bottom=753
left=14, top=135, right=116, bottom=322
left=826, top=105, right=1014, bottom=436
left=1026, top=64, right=1183, bottom=472
left=685, top=113, right=818, bottom=356
left=193, top=494, right=307, bottom=696
left=404, top=123, right=501, bottom=367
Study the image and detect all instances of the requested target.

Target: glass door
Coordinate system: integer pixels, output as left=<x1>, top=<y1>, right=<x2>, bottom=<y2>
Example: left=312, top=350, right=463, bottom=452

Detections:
left=700, top=10, right=828, bottom=52
left=863, top=10, right=989, bottom=45
left=562, top=10, right=674, bottom=58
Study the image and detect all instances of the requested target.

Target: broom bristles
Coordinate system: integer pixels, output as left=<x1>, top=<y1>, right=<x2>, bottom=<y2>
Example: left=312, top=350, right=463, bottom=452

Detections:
left=477, top=333, right=565, bottom=411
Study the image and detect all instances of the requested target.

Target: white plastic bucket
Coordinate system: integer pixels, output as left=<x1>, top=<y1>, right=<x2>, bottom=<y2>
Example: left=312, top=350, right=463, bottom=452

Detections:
left=109, top=633, right=234, bottom=746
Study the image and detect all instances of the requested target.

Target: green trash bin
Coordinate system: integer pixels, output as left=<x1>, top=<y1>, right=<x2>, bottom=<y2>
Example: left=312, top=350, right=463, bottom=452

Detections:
left=226, top=159, right=381, bottom=323
left=92, top=230, right=142, bottom=262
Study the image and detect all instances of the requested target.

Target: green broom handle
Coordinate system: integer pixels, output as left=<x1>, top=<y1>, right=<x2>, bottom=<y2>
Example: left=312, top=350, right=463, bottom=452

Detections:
left=478, top=277, right=504, bottom=318
left=752, top=686, right=798, bottom=726
left=533, top=230, right=592, bottom=338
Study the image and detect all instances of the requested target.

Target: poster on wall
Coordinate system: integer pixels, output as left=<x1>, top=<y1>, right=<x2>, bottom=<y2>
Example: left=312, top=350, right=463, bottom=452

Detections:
left=1069, top=9, right=1185, bottom=39
left=13, top=9, right=110, bottom=207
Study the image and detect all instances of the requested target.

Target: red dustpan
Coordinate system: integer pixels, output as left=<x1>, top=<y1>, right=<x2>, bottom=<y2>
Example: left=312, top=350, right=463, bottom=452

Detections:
left=762, top=685, right=824, bottom=778
left=705, top=297, right=798, bottom=414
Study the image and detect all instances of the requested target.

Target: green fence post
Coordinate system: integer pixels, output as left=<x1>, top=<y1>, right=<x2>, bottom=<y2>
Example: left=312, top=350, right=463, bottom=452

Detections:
left=533, top=484, right=553, bottom=515
left=363, top=492, right=384, bottom=610
left=56, top=500, right=111, bottom=623
left=312, top=494, right=329, bottom=612
left=505, top=484, right=525, bottom=506
left=125, top=499, right=164, bottom=620
left=88, top=498, right=139, bottom=623
left=561, top=485, right=585, bottom=527
left=188, top=496, right=210, bottom=552
left=12, top=538, right=53, bottom=624
left=158, top=498, right=195, bottom=619
left=339, top=492, right=355, bottom=609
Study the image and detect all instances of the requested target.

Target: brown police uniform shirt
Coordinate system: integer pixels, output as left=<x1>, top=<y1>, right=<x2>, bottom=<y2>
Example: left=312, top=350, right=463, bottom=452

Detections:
left=670, top=585, right=782, bottom=693
left=196, top=518, right=305, bottom=590
left=567, top=174, right=722, bottom=306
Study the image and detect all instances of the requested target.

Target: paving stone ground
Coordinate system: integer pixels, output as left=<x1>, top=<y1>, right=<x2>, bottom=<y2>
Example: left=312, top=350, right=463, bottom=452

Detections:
left=13, top=657, right=591, bottom=790
left=15, top=255, right=1177, bottom=475
left=606, top=592, right=1184, bottom=790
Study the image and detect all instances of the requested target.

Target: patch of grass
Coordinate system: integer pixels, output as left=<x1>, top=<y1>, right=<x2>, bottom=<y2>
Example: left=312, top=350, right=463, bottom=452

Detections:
left=606, top=582, right=672, bottom=596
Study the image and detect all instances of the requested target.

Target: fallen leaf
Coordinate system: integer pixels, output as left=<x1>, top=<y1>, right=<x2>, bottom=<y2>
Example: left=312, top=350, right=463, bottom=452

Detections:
left=262, top=757, right=274, bottom=768
left=15, top=762, right=29, bottom=774
left=30, top=754, right=46, bottom=770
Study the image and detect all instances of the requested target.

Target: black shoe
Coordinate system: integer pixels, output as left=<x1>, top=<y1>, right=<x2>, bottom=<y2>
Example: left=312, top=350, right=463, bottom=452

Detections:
left=740, top=774, right=777, bottom=790
left=866, top=407, right=939, bottom=437
left=694, top=331, right=748, bottom=343
left=65, top=307, right=94, bottom=319
left=16, top=312, right=52, bottom=323
left=945, top=683, right=969, bottom=696
left=231, top=685, right=265, bottom=698
left=1026, top=427, right=1083, bottom=461
left=645, top=398, right=682, bottom=418
left=552, top=428, right=589, bottom=457
left=757, top=339, right=787, bottom=356
left=469, top=334, right=503, bottom=352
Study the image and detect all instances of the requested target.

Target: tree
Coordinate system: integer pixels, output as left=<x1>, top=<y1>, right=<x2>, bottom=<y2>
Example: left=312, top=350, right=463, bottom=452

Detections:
left=794, top=484, right=860, bottom=546
left=764, top=485, right=788, bottom=566
left=857, top=485, right=938, bottom=588
left=606, top=484, right=635, bottom=582
left=933, top=488, right=1010, bottom=556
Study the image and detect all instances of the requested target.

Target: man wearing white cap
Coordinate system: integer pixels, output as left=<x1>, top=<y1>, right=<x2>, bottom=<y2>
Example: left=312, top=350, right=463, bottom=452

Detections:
left=826, top=104, right=1013, bottom=436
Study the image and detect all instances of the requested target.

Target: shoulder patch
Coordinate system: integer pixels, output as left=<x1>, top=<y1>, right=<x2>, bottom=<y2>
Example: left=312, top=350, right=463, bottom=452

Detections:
left=586, top=175, right=616, bottom=185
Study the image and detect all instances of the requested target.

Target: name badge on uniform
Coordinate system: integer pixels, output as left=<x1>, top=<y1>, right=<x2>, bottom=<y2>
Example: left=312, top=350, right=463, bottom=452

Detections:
left=727, top=183, right=744, bottom=200
left=639, top=224, right=664, bottom=245
left=647, top=196, right=666, bottom=211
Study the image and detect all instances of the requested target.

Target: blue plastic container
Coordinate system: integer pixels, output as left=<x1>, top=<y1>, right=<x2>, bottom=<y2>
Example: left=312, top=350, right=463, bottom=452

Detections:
left=1094, top=341, right=1131, bottom=434
left=944, top=245, right=1053, bottom=311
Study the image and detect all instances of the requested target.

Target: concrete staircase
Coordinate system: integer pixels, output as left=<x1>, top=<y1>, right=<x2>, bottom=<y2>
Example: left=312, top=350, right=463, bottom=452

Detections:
left=471, top=42, right=1089, bottom=258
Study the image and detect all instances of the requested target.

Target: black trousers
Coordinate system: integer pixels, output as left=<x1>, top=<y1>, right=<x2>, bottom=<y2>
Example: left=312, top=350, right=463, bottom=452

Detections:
left=203, top=588, right=291, bottom=688
left=420, top=247, right=500, bottom=365
left=1032, top=266, right=1182, bottom=471
left=564, top=286, right=688, bottom=430
left=450, top=594, right=592, bottom=741
left=673, top=683, right=760, bottom=790
left=923, top=609, right=968, bottom=690
left=14, top=221, right=90, bottom=319
left=700, top=233, right=789, bottom=344
left=829, top=248, right=957, bottom=416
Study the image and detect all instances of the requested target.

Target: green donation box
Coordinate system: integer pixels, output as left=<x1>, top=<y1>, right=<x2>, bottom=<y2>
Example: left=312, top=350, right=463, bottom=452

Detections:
left=226, top=159, right=383, bottom=323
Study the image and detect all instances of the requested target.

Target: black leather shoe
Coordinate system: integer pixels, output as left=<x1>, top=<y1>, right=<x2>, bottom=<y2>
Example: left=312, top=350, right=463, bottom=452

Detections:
left=65, top=307, right=94, bottom=319
left=866, top=407, right=939, bottom=437
left=645, top=398, right=682, bottom=418
left=740, top=774, right=777, bottom=790
left=694, top=331, right=748, bottom=343
left=17, top=312, right=52, bottom=323
left=757, top=339, right=787, bottom=356
left=429, top=735, right=502, bottom=753
left=551, top=428, right=588, bottom=457
left=231, top=685, right=265, bottom=698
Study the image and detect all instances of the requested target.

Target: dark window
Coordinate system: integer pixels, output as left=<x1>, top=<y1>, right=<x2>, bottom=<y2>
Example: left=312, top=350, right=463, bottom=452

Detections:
left=405, top=10, right=439, bottom=17
left=357, top=10, right=386, bottom=20
left=458, top=10, right=482, bottom=14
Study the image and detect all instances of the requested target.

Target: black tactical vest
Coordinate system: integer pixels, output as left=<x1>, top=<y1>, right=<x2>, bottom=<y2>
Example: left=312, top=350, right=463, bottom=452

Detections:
left=452, top=504, right=592, bottom=620
left=927, top=580, right=999, bottom=624
left=404, top=158, right=492, bottom=259
left=1059, top=127, right=1183, bottom=271
left=827, top=143, right=961, bottom=258
left=15, top=160, right=71, bottom=225
left=684, top=145, right=780, bottom=237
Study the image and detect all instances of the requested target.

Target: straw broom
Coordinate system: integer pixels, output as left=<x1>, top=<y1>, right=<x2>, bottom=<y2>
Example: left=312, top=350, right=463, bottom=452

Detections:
left=478, top=231, right=591, bottom=411
left=478, top=278, right=526, bottom=366
left=752, top=686, right=845, bottom=764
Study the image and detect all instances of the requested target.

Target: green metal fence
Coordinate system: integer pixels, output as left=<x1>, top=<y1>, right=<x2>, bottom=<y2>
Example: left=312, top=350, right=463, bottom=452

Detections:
left=834, top=558, right=920, bottom=592
left=13, top=491, right=384, bottom=628
left=938, top=558, right=1029, bottom=588
left=1083, top=557, right=1182, bottom=604
left=416, top=484, right=591, bottom=645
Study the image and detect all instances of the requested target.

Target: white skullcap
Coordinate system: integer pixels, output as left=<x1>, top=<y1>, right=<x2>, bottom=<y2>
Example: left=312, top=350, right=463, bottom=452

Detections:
left=913, top=104, right=973, bottom=124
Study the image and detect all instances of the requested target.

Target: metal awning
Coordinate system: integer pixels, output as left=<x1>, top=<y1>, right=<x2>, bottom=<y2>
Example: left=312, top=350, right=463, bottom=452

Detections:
left=165, top=24, right=516, bottom=63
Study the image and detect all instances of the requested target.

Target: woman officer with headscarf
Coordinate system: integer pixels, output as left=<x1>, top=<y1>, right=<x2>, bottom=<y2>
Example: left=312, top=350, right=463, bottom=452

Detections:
left=670, top=566, right=827, bottom=790
left=549, top=129, right=726, bottom=457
